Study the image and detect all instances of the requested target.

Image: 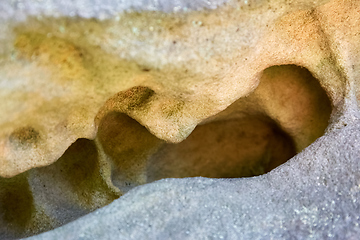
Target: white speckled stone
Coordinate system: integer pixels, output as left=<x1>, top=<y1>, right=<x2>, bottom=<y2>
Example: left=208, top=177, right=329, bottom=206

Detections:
left=0, top=0, right=230, bottom=20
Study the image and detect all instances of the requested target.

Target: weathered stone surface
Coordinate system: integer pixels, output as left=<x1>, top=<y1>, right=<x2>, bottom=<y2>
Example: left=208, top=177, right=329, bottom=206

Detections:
left=0, top=0, right=359, bottom=239
left=0, top=0, right=341, bottom=178
left=27, top=118, right=360, bottom=239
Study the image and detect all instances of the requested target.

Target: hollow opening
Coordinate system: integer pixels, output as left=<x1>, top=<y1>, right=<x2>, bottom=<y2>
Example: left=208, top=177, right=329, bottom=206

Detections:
left=147, top=115, right=296, bottom=181
left=97, top=64, right=332, bottom=187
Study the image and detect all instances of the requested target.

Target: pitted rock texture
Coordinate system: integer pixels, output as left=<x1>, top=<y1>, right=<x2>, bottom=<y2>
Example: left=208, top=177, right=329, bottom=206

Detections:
left=0, top=0, right=359, bottom=239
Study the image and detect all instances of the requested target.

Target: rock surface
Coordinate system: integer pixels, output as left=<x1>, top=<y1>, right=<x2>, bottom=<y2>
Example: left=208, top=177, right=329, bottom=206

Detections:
left=0, top=0, right=359, bottom=239
left=27, top=116, right=360, bottom=240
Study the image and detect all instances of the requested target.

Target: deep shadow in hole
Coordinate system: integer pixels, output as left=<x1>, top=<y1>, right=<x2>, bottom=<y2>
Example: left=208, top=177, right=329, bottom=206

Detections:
left=30, top=138, right=118, bottom=210
left=97, top=111, right=163, bottom=191
left=0, top=173, right=34, bottom=239
left=147, top=116, right=297, bottom=181
left=48, top=138, right=119, bottom=207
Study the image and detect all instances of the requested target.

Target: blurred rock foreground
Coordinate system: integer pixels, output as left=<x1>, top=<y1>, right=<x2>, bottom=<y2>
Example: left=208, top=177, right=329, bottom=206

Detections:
left=0, top=0, right=360, bottom=239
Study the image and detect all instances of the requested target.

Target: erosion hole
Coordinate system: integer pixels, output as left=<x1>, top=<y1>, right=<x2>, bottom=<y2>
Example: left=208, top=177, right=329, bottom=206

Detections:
left=147, top=116, right=296, bottom=180
left=97, top=65, right=332, bottom=185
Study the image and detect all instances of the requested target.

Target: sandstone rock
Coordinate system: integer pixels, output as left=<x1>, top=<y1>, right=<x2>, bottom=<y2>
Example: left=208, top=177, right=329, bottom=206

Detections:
left=0, top=0, right=359, bottom=239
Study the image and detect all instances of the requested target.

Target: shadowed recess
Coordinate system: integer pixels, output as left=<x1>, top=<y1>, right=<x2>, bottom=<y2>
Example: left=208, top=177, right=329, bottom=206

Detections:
left=0, top=139, right=120, bottom=239
left=147, top=116, right=296, bottom=180
left=0, top=173, right=34, bottom=239
left=97, top=111, right=163, bottom=193
left=28, top=138, right=119, bottom=214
